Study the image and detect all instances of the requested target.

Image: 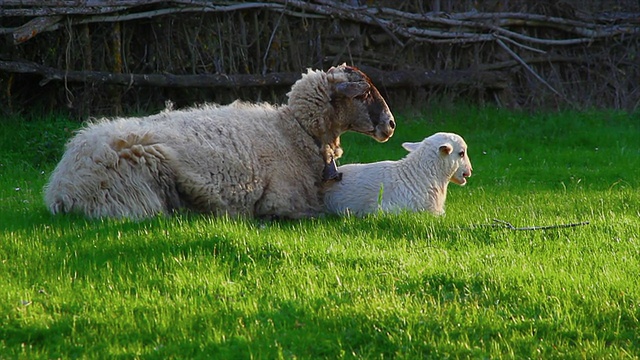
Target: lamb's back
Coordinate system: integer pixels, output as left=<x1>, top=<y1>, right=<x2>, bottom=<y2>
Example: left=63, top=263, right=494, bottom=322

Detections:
left=324, top=160, right=401, bottom=215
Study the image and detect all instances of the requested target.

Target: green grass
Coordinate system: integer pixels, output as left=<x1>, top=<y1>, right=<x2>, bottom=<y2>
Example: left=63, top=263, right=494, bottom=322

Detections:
left=1, top=107, right=639, bottom=359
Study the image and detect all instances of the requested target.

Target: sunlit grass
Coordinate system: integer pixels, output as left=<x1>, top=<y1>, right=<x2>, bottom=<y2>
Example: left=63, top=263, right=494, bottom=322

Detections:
left=1, top=107, right=638, bottom=358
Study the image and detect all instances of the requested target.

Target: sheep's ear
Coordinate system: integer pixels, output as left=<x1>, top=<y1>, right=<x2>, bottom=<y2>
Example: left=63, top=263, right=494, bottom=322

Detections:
left=334, top=81, right=370, bottom=98
left=328, top=63, right=348, bottom=73
left=439, top=143, right=453, bottom=155
left=402, top=142, right=420, bottom=152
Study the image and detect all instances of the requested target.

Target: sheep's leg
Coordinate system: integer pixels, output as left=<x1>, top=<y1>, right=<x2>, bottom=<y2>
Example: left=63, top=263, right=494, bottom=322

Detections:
left=46, top=141, right=178, bottom=219
left=254, top=173, right=322, bottom=219
left=169, top=159, right=263, bottom=217
left=111, top=142, right=182, bottom=217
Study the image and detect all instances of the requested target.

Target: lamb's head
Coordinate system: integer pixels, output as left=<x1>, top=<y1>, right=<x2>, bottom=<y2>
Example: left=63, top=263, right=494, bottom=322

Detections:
left=326, top=64, right=396, bottom=143
left=403, top=132, right=473, bottom=186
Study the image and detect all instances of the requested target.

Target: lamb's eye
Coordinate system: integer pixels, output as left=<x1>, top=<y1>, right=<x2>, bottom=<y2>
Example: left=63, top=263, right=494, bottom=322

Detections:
left=459, top=151, right=465, bottom=157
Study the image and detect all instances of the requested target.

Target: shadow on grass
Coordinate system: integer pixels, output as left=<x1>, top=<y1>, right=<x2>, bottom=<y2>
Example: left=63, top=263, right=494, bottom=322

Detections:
left=0, top=207, right=88, bottom=233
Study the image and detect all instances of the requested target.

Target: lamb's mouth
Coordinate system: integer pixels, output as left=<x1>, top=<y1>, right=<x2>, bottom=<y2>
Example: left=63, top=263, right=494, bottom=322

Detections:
left=451, top=174, right=469, bottom=186
left=453, top=177, right=467, bottom=185
left=449, top=174, right=467, bottom=186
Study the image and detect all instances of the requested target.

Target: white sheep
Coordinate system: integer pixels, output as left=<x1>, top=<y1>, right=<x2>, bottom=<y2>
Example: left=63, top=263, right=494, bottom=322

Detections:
left=44, top=64, right=396, bottom=219
left=323, top=132, right=472, bottom=216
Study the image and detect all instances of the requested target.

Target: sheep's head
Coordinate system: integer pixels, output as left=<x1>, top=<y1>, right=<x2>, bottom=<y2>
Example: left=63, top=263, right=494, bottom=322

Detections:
left=327, top=64, right=396, bottom=143
left=404, top=132, right=473, bottom=186
left=286, top=64, right=396, bottom=181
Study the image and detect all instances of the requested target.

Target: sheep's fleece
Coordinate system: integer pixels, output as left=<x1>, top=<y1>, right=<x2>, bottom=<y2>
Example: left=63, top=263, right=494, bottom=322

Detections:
left=324, top=132, right=472, bottom=216
left=44, top=64, right=396, bottom=219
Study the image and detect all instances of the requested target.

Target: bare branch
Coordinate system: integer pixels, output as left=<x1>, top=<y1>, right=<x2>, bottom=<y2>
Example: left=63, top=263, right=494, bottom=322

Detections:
left=495, top=37, right=575, bottom=107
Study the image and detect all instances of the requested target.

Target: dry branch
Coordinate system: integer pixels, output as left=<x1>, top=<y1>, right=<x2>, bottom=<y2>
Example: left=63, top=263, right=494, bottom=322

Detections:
left=495, top=38, right=565, bottom=99
left=456, top=219, right=591, bottom=231
left=11, top=15, right=63, bottom=44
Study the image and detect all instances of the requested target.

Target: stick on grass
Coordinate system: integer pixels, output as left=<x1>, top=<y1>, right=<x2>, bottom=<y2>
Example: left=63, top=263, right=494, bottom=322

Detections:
left=492, top=219, right=590, bottom=230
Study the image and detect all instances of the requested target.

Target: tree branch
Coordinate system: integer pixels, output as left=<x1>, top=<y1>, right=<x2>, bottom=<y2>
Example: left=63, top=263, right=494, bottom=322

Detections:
left=494, top=37, right=577, bottom=108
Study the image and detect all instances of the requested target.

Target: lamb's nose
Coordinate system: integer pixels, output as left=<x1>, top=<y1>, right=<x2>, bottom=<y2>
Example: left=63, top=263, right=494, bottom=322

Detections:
left=389, top=119, right=396, bottom=130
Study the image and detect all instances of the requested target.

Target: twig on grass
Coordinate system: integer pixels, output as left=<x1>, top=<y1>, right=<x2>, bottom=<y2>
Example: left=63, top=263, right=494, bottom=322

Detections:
left=491, top=219, right=590, bottom=231
left=457, top=219, right=590, bottom=231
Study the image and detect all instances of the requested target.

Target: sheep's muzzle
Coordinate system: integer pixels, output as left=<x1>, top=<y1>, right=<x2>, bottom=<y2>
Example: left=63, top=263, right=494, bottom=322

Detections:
left=365, top=86, right=395, bottom=142
left=373, top=116, right=396, bottom=142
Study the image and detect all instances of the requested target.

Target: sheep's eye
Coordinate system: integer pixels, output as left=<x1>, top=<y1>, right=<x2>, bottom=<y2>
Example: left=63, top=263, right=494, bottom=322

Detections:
left=459, top=151, right=465, bottom=157
left=356, top=91, right=371, bottom=100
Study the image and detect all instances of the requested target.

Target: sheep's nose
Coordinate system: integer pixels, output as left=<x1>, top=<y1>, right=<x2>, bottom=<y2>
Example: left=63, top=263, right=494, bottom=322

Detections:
left=389, top=119, right=396, bottom=130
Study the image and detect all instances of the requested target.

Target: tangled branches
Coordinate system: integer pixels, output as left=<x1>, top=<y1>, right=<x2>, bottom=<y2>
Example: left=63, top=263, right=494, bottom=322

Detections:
left=2, top=0, right=638, bottom=47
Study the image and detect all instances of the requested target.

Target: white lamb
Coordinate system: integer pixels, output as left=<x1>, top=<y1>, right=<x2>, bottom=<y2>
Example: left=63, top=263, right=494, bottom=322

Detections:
left=44, top=64, right=396, bottom=219
left=323, top=132, right=472, bottom=216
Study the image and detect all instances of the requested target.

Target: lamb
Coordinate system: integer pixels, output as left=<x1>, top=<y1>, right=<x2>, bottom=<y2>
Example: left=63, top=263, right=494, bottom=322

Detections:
left=323, top=132, right=472, bottom=216
left=44, top=64, right=396, bottom=219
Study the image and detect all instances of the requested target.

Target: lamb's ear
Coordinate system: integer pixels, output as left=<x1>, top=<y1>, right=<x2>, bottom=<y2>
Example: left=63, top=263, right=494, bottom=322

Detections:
left=439, top=143, right=453, bottom=155
left=334, top=81, right=370, bottom=98
left=402, top=142, right=420, bottom=152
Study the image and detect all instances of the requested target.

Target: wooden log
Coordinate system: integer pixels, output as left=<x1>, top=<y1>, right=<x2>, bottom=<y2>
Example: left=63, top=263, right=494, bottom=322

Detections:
left=357, top=65, right=509, bottom=89
left=0, top=59, right=509, bottom=89
left=0, top=59, right=303, bottom=88
left=0, top=1, right=285, bottom=17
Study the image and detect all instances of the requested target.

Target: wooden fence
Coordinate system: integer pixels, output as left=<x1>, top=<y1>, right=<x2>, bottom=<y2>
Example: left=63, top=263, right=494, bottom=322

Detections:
left=1, top=0, right=639, bottom=117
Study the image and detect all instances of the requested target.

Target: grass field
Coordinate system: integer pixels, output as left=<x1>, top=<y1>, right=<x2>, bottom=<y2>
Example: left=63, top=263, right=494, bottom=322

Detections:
left=1, top=107, right=639, bottom=359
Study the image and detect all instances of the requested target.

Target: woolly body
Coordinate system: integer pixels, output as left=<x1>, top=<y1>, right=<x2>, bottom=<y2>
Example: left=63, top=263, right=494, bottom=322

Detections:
left=324, top=132, right=472, bottom=216
left=44, top=65, right=395, bottom=219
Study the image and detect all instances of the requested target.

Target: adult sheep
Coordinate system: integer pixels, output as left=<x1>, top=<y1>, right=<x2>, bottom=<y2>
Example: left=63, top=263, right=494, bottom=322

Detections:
left=323, top=132, right=472, bottom=216
left=44, top=64, right=396, bottom=219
